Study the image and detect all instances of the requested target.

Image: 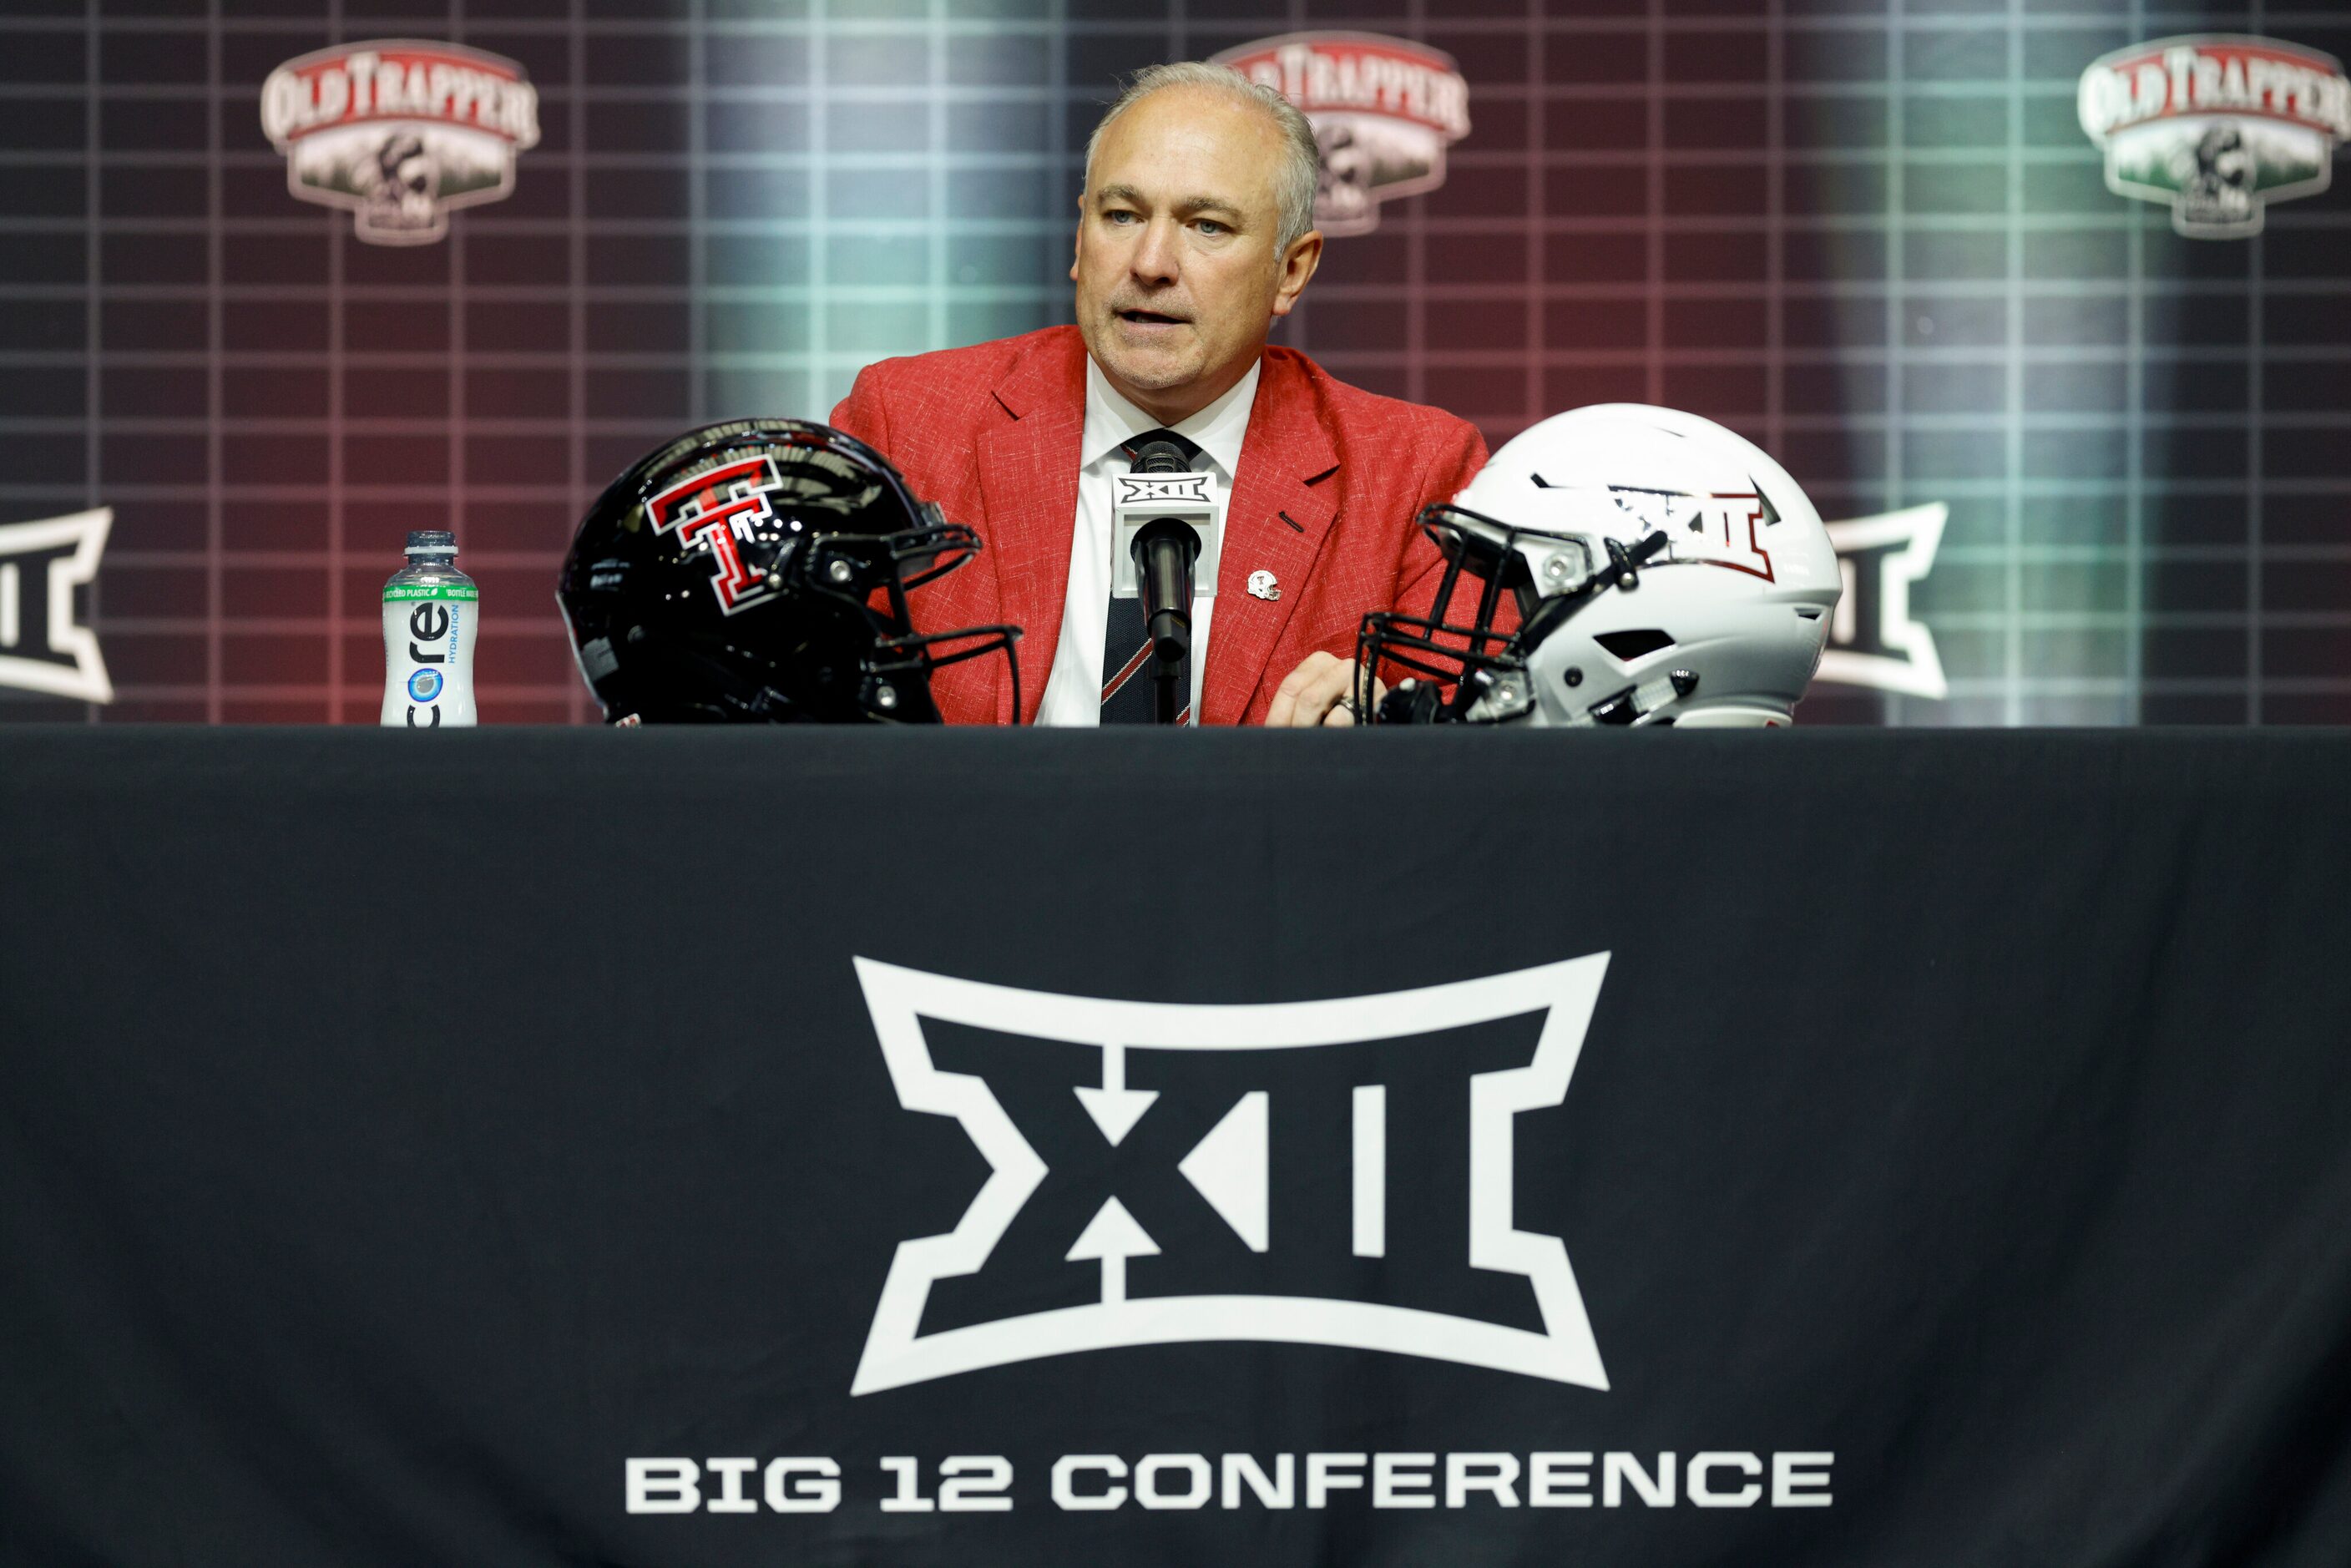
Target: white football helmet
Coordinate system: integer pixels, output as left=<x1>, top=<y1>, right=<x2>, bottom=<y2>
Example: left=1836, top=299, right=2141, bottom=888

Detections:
left=1358, top=405, right=1842, bottom=727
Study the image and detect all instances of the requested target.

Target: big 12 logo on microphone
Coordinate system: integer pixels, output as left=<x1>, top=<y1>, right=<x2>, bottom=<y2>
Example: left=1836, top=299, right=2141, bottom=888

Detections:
left=0, top=508, right=113, bottom=705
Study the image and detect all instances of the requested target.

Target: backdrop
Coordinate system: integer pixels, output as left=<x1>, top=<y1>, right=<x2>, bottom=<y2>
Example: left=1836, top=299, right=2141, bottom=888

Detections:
left=0, top=0, right=2343, bottom=727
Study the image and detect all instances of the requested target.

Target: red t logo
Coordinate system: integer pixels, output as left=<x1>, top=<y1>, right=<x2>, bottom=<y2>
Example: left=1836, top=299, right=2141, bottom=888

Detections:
left=645, top=455, right=785, bottom=614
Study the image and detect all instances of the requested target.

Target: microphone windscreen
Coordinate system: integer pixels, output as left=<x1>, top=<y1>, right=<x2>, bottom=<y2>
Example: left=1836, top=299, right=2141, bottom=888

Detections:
left=1129, top=440, right=1191, bottom=475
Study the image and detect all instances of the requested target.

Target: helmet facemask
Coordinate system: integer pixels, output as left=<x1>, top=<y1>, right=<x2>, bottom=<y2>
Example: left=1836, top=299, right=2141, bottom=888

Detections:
left=1357, top=503, right=1667, bottom=725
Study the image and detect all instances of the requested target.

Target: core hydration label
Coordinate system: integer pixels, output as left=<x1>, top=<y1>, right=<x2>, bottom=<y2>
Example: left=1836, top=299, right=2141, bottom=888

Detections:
left=382, top=582, right=478, bottom=728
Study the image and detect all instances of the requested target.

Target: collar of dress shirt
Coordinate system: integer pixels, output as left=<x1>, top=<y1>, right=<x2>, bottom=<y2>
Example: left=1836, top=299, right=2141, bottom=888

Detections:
left=1081, top=353, right=1261, bottom=478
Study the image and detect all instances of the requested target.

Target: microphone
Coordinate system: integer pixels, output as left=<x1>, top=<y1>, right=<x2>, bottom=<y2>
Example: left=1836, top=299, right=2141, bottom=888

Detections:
left=1110, top=438, right=1221, bottom=722
left=1127, top=439, right=1200, bottom=662
left=1127, top=438, right=1190, bottom=474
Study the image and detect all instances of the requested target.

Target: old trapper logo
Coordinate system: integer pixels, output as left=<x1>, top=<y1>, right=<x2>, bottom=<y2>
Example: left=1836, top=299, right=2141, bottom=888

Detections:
left=852, top=957, right=1610, bottom=1396
left=261, top=41, right=541, bottom=245
left=1213, top=33, right=1471, bottom=238
left=0, top=508, right=112, bottom=705
left=2079, top=35, right=2349, bottom=238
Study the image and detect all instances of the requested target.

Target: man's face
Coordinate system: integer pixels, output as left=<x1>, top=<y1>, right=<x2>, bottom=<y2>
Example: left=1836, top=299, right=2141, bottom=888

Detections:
left=1072, top=86, right=1320, bottom=424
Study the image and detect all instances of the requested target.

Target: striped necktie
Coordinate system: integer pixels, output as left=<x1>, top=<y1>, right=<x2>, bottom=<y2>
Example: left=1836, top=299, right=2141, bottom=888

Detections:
left=1100, top=427, right=1206, bottom=725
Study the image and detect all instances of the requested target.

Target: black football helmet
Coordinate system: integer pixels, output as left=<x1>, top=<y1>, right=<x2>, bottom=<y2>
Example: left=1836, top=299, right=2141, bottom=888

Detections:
left=557, top=419, right=1019, bottom=723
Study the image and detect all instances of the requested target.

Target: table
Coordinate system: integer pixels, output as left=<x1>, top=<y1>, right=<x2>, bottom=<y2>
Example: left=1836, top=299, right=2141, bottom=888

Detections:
left=3, top=727, right=2348, bottom=1565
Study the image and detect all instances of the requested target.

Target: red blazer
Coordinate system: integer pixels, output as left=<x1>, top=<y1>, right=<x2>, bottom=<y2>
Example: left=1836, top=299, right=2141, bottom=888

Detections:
left=830, top=326, right=1489, bottom=726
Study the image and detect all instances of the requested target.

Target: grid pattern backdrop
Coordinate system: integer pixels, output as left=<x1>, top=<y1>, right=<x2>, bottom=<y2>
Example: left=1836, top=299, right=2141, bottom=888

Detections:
left=0, top=0, right=2343, bottom=726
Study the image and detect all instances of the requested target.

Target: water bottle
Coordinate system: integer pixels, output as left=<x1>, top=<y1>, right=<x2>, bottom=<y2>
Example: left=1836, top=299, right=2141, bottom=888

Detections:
left=381, top=529, right=478, bottom=727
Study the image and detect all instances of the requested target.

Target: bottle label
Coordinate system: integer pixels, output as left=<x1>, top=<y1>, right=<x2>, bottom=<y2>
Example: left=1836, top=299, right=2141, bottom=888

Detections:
left=382, top=581, right=479, bottom=727
left=383, top=584, right=481, bottom=602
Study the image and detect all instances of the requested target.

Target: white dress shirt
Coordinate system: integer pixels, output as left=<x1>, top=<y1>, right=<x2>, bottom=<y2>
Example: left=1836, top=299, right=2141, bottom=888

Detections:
left=1034, top=357, right=1262, bottom=726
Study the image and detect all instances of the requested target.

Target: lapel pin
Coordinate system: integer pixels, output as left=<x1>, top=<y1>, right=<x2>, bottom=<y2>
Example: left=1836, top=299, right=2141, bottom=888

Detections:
left=1246, top=569, right=1280, bottom=601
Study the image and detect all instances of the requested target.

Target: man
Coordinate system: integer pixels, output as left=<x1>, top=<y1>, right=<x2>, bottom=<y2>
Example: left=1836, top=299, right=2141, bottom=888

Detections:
left=830, top=62, right=1488, bottom=726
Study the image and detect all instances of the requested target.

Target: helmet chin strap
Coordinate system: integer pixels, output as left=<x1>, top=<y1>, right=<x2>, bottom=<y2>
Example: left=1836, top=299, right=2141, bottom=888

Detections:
left=1578, top=528, right=1670, bottom=599
left=1583, top=666, right=1695, bottom=727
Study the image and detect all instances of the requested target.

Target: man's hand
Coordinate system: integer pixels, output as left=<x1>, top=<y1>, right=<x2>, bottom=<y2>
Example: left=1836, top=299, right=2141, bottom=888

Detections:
left=1265, top=650, right=1385, bottom=727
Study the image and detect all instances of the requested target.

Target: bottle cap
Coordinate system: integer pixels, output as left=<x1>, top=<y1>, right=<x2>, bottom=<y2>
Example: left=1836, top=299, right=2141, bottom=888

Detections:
left=405, top=529, right=458, bottom=554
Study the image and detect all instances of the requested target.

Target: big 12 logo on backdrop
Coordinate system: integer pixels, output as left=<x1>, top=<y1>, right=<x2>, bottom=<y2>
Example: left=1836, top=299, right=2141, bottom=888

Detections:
left=1816, top=503, right=1949, bottom=701
left=0, top=508, right=112, bottom=705
left=851, top=956, right=1610, bottom=1396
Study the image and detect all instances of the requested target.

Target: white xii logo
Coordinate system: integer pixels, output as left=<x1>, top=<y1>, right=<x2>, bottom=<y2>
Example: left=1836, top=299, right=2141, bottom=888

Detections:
left=1114, top=473, right=1213, bottom=507
left=0, top=508, right=113, bottom=704
left=852, top=955, right=1610, bottom=1395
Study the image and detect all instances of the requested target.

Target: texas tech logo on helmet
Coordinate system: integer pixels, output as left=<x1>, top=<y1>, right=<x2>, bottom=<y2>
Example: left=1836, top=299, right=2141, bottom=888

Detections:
left=0, top=508, right=113, bottom=705
left=851, top=956, right=1610, bottom=1395
left=645, top=454, right=796, bottom=616
left=1212, top=33, right=1472, bottom=238
left=260, top=41, right=540, bottom=245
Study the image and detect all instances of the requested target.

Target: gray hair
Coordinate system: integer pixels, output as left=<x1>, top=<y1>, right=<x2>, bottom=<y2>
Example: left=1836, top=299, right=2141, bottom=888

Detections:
left=1083, top=61, right=1322, bottom=255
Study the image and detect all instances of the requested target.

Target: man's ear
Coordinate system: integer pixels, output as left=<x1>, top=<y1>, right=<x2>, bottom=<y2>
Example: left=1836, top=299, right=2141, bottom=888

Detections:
left=1069, top=197, right=1086, bottom=284
left=1270, top=230, right=1323, bottom=319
